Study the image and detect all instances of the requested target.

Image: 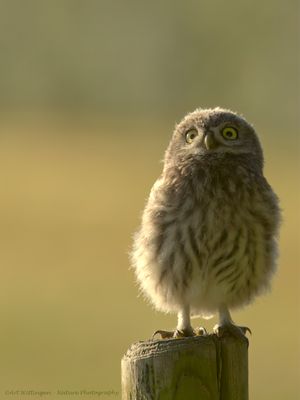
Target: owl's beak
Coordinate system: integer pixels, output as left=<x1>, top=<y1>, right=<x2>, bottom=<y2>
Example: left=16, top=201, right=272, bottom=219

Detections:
left=204, top=131, right=218, bottom=150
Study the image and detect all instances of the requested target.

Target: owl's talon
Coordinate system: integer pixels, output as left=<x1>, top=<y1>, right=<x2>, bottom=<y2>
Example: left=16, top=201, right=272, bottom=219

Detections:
left=213, top=323, right=251, bottom=338
left=152, top=330, right=174, bottom=339
left=174, top=328, right=195, bottom=338
left=195, top=327, right=208, bottom=336
left=152, top=327, right=195, bottom=340
left=240, top=326, right=252, bottom=335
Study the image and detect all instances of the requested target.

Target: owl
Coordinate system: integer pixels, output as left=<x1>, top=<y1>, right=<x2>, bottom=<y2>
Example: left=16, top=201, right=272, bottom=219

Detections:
left=131, top=107, right=280, bottom=338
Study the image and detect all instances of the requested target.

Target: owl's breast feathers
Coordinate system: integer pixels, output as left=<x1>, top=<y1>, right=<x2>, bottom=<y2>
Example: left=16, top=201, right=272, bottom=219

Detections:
left=132, top=155, right=280, bottom=313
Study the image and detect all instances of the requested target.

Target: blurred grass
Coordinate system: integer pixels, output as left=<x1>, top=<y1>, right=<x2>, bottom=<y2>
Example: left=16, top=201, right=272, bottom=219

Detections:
left=0, top=117, right=299, bottom=399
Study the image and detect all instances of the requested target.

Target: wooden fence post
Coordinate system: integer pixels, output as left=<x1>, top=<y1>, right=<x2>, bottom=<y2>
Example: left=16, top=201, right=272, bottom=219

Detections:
left=121, top=334, right=248, bottom=400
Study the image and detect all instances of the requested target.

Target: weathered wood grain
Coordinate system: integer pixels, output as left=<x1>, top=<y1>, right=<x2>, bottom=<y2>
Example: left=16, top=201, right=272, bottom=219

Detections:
left=121, top=334, right=248, bottom=400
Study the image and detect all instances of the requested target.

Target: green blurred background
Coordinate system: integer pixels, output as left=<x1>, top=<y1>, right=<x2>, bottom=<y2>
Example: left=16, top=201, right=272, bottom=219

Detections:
left=0, top=1, right=299, bottom=399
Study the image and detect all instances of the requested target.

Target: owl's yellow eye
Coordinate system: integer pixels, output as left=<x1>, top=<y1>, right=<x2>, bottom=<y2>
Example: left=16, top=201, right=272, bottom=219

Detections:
left=221, top=126, right=238, bottom=140
left=185, top=129, right=198, bottom=144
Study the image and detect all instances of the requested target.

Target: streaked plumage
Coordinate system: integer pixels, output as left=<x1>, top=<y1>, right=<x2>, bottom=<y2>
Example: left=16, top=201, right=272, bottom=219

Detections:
left=131, top=107, right=280, bottom=337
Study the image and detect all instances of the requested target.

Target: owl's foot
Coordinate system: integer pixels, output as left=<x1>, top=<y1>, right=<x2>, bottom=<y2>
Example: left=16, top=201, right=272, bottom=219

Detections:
left=213, top=323, right=251, bottom=338
left=152, top=327, right=195, bottom=340
left=194, top=327, right=208, bottom=336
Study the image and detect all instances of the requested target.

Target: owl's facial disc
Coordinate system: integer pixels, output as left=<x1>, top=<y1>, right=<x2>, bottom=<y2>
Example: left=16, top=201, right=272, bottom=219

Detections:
left=169, top=108, right=264, bottom=167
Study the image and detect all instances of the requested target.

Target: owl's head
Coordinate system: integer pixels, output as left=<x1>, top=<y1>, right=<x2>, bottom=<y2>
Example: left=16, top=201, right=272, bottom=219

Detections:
left=165, top=107, right=264, bottom=172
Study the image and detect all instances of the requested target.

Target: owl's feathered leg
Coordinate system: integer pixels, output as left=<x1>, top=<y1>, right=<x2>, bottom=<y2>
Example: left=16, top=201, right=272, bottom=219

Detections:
left=153, top=305, right=195, bottom=339
left=213, top=304, right=251, bottom=337
left=175, top=304, right=194, bottom=337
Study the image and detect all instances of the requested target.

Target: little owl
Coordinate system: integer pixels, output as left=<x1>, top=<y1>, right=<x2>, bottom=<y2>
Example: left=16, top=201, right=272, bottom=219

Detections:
left=131, top=107, right=280, bottom=338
